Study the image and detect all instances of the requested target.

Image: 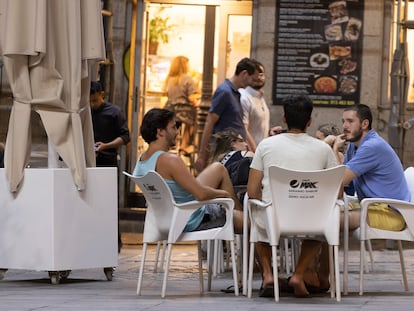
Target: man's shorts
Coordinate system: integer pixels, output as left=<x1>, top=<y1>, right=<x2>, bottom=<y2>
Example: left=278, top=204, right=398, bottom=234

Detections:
left=194, top=204, right=226, bottom=231
left=349, top=202, right=406, bottom=231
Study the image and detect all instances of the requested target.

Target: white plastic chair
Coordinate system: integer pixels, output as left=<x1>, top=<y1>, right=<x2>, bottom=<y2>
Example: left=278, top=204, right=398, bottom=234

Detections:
left=124, top=171, right=239, bottom=298
left=356, top=166, right=414, bottom=295
left=247, top=165, right=345, bottom=302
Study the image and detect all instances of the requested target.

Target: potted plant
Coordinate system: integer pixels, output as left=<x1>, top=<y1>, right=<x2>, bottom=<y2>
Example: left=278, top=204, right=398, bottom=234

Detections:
left=148, top=15, right=173, bottom=55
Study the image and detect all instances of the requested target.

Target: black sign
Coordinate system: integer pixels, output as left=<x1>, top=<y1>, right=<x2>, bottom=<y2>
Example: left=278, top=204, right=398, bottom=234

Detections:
left=273, top=0, right=364, bottom=107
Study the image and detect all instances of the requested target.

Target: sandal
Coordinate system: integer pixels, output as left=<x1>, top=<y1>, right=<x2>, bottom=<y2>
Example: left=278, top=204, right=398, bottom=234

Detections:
left=220, top=285, right=242, bottom=294
left=259, top=284, right=275, bottom=297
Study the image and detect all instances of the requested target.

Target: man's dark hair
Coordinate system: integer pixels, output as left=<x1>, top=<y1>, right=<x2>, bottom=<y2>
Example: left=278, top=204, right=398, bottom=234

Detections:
left=140, top=108, right=175, bottom=143
left=235, top=57, right=257, bottom=76
left=283, top=95, right=313, bottom=131
left=90, top=81, right=103, bottom=95
left=252, top=59, right=264, bottom=73
left=344, top=104, right=372, bottom=130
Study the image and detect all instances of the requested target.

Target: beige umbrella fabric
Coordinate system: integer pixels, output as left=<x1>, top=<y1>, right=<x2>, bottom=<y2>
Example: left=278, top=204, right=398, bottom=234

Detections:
left=0, top=0, right=105, bottom=192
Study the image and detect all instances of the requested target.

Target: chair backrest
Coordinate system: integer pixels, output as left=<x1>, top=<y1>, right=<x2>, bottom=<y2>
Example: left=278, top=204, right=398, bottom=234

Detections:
left=404, top=167, right=414, bottom=202
left=268, top=165, right=345, bottom=245
left=124, top=171, right=176, bottom=243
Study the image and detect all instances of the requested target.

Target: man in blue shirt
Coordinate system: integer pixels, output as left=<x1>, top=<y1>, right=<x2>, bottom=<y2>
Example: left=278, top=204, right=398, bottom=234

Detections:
left=334, top=104, right=410, bottom=231
left=309, top=104, right=411, bottom=297
left=195, top=58, right=262, bottom=172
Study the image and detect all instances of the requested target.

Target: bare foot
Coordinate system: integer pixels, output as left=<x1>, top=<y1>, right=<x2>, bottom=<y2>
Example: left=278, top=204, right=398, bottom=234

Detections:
left=262, top=274, right=274, bottom=288
left=303, top=270, right=320, bottom=288
left=318, top=275, right=330, bottom=291
left=288, top=274, right=310, bottom=297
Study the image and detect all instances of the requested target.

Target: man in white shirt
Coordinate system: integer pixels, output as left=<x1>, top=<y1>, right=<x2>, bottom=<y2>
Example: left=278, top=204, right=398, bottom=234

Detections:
left=240, top=61, right=282, bottom=152
left=248, top=95, right=337, bottom=297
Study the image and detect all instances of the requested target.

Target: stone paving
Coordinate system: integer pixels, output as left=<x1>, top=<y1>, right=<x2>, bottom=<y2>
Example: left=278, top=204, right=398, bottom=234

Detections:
left=0, top=234, right=414, bottom=310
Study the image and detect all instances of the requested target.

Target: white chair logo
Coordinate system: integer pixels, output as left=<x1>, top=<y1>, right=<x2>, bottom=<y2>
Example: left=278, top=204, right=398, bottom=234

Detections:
left=288, top=179, right=319, bottom=199
left=142, top=183, right=157, bottom=192
left=289, top=179, right=318, bottom=189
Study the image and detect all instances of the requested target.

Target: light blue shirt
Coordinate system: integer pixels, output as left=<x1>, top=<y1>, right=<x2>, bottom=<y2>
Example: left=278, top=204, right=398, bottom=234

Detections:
left=132, top=151, right=205, bottom=231
left=344, top=130, right=410, bottom=202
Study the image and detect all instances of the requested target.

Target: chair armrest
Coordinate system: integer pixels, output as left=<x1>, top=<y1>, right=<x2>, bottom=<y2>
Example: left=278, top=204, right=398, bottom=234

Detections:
left=175, top=198, right=234, bottom=212
left=247, top=198, right=271, bottom=209
left=171, top=198, right=235, bottom=242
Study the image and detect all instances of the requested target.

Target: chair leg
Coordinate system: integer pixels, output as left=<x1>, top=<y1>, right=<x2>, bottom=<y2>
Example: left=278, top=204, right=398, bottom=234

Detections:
left=225, top=240, right=231, bottom=271
left=207, top=240, right=213, bottom=291
left=278, top=240, right=285, bottom=275
left=343, top=201, right=350, bottom=296
left=197, top=241, right=204, bottom=293
left=161, top=243, right=173, bottom=298
left=219, top=241, right=225, bottom=273
left=213, top=239, right=219, bottom=277
left=230, top=240, right=239, bottom=296
left=235, top=235, right=243, bottom=290
left=284, top=238, right=290, bottom=275
left=328, top=246, right=335, bottom=299
left=154, top=241, right=161, bottom=273
left=137, top=242, right=148, bottom=295
left=359, top=240, right=365, bottom=295
left=397, top=240, right=409, bottom=291
left=207, top=239, right=212, bottom=273
left=271, top=245, right=279, bottom=302
left=334, top=245, right=341, bottom=302
left=366, top=240, right=374, bottom=272
left=242, top=204, right=249, bottom=296
left=247, top=241, right=255, bottom=298
left=343, top=231, right=349, bottom=295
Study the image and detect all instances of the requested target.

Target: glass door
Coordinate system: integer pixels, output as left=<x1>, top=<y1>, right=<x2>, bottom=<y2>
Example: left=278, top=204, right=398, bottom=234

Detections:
left=129, top=0, right=253, bottom=181
left=216, top=2, right=253, bottom=83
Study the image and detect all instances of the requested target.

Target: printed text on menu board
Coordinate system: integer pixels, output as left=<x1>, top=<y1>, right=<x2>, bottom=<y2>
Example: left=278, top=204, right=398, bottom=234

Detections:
left=273, top=0, right=364, bottom=107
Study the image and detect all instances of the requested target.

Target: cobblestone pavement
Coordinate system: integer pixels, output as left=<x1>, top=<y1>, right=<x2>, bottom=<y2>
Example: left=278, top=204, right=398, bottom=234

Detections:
left=1, top=234, right=414, bottom=310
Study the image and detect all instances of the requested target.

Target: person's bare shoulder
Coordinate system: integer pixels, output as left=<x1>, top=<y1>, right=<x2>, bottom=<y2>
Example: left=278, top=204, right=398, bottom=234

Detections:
left=159, top=151, right=182, bottom=163
left=158, top=151, right=188, bottom=169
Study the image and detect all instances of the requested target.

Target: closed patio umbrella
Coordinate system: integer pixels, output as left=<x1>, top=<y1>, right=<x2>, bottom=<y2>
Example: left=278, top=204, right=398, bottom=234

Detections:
left=0, top=0, right=105, bottom=192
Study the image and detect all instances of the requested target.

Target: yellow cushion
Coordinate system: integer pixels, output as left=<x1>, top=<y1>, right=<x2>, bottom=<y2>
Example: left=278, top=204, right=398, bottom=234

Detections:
left=367, top=203, right=406, bottom=231
left=349, top=202, right=406, bottom=231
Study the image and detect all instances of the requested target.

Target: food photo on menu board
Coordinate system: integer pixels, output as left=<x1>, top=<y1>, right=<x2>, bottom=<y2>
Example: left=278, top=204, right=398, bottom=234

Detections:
left=273, top=0, right=364, bottom=107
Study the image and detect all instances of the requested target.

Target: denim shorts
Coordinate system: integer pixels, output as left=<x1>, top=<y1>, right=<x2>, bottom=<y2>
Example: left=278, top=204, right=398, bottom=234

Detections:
left=195, top=204, right=226, bottom=231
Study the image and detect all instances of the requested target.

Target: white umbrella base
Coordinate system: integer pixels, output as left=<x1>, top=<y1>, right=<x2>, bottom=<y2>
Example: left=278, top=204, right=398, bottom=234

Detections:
left=0, top=168, right=118, bottom=272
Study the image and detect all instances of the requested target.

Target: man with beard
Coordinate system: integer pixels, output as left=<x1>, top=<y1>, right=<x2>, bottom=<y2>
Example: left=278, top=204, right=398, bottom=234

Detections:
left=132, top=108, right=243, bottom=233
left=240, top=61, right=282, bottom=152
left=334, top=104, right=410, bottom=231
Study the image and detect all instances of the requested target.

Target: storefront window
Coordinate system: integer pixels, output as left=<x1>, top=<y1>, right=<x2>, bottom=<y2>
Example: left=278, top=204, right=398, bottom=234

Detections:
left=145, top=5, right=206, bottom=112
left=226, top=15, right=252, bottom=77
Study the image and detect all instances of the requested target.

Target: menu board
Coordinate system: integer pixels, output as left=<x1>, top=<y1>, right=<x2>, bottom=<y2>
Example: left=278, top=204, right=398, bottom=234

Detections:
left=273, top=0, right=364, bottom=107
